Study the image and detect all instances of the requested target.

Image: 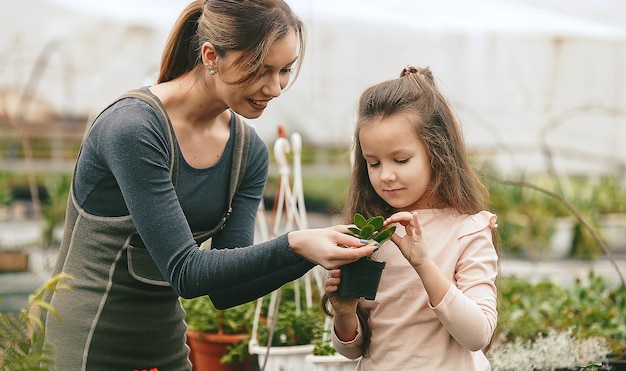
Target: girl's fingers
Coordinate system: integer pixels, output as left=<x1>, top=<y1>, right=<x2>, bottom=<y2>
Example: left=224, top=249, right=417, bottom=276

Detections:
left=384, top=211, right=413, bottom=226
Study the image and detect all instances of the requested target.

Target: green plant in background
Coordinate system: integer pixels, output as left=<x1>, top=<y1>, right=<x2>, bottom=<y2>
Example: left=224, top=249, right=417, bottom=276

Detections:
left=180, top=296, right=255, bottom=364
left=0, top=273, right=73, bottom=371
left=0, top=172, right=13, bottom=208
left=312, top=337, right=336, bottom=356
left=41, top=174, right=71, bottom=246
left=493, top=272, right=626, bottom=363
left=180, top=297, right=255, bottom=335
left=592, top=175, right=626, bottom=215
left=485, top=172, right=623, bottom=260
left=256, top=283, right=326, bottom=347
left=487, top=174, right=581, bottom=259
left=258, top=300, right=325, bottom=347
left=311, top=304, right=337, bottom=357
left=312, top=322, right=336, bottom=356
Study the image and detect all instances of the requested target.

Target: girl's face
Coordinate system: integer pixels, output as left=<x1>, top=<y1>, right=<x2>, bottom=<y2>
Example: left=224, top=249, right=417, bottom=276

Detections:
left=216, top=29, right=298, bottom=119
left=359, top=113, right=436, bottom=211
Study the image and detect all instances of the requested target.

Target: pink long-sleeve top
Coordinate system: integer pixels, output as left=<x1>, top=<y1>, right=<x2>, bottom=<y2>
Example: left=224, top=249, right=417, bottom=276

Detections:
left=333, top=209, right=499, bottom=370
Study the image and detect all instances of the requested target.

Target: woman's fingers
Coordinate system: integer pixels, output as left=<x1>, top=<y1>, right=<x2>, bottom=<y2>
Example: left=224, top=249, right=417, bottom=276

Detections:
left=287, top=228, right=378, bottom=270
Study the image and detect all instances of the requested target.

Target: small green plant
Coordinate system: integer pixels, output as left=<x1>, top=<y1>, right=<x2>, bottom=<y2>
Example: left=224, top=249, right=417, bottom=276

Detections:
left=0, top=273, right=73, bottom=371
left=311, top=318, right=336, bottom=356
left=313, top=337, right=336, bottom=356
left=258, top=300, right=325, bottom=347
left=343, top=213, right=396, bottom=257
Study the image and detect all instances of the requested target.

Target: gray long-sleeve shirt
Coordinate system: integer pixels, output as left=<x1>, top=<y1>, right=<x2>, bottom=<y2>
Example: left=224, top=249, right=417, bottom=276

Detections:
left=72, top=92, right=313, bottom=308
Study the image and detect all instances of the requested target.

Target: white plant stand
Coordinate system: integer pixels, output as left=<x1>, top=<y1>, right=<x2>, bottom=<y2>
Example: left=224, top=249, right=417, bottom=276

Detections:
left=251, top=128, right=326, bottom=371
left=250, top=341, right=315, bottom=371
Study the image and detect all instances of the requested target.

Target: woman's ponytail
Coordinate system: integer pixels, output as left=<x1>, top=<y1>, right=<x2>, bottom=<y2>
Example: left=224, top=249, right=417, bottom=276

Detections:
left=158, top=0, right=203, bottom=83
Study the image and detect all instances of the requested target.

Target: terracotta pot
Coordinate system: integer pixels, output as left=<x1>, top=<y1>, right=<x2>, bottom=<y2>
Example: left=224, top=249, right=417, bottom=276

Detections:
left=337, top=258, right=385, bottom=300
left=186, top=330, right=250, bottom=371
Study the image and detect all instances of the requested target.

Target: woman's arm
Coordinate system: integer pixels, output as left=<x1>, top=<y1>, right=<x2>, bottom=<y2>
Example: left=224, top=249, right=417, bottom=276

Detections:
left=91, top=101, right=376, bottom=307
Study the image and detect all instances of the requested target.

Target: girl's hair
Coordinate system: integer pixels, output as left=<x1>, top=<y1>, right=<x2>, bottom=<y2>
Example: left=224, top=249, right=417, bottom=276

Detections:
left=158, top=0, right=305, bottom=86
left=335, top=65, right=501, bottom=355
left=344, top=65, right=490, bottom=222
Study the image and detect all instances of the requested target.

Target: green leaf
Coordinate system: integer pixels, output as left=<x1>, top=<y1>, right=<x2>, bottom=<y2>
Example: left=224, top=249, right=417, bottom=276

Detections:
left=347, top=227, right=361, bottom=236
left=372, top=226, right=396, bottom=243
left=366, top=216, right=384, bottom=231
left=359, top=224, right=375, bottom=239
left=353, top=213, right=367, bottom=229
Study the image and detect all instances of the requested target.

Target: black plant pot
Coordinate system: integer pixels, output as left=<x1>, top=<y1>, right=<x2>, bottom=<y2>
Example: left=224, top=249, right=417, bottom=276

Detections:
left=338, top=258, right=386, bottom=300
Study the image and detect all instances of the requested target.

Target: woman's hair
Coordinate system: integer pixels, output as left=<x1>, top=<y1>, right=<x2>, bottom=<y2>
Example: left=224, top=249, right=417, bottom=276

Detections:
left=344, top=65, right=490, bottom=222
left=337, top=66, right=501, bottom=354
left=158, top=0, right=305, bottom=85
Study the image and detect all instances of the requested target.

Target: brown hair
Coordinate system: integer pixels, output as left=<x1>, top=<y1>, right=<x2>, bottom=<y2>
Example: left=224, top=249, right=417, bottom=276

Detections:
left=158, top=0, right=305, bottom=86
left=344, top=65, right=491, bottom=221
left=335, top=65, right=501, bottom=354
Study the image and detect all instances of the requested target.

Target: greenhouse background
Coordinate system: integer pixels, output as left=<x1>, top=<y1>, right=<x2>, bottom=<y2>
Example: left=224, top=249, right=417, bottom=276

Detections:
left=1, top=0, right=625, bottom=175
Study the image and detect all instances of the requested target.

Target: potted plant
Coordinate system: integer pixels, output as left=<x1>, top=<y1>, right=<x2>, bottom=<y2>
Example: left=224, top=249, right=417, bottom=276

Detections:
left=337, top=213, right=395, bottom=300
left=180, top=296, right=254, bottom=371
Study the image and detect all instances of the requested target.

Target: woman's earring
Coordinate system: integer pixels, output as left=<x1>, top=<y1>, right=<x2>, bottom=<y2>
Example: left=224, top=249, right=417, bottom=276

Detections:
left=204, top=63, right=216, bottom=75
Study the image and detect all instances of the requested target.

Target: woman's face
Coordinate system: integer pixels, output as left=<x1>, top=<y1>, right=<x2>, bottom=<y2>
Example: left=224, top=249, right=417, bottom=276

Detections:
left=359, top=113, right=436, bottom=212
left=215, top=29, right=298, bottom=119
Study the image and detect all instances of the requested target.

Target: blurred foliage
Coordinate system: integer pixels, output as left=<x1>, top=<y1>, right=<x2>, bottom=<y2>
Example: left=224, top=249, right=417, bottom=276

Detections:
left=180, top=297, right=255, bottom=335
left=486, top=172, right=626, bottom=260
left=0, top=273, right=73, bottom=371
left=257, top=283, right=325, bottom=347
left=495, top=272, right=626, bottom=360
left=41, top=174, right=71, bottom=246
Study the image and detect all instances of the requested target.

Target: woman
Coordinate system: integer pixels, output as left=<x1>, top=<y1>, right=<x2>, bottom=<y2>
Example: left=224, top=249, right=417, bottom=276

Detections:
left=43, top=1, right=376, bottom=369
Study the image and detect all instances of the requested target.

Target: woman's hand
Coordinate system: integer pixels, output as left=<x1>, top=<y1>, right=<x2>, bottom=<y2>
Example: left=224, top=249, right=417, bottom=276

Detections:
left=384, top=211, right=429, bottom=269
left=288, top=225, right=378, bottom=270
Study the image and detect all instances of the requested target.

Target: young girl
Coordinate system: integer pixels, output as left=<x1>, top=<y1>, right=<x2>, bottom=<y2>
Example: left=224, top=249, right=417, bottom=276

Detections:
left=324, top=65, right=500, bottom=370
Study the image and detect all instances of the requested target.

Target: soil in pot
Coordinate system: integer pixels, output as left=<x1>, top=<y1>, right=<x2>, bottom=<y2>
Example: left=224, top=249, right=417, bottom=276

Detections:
left=337, top=258, right=385, bottom=300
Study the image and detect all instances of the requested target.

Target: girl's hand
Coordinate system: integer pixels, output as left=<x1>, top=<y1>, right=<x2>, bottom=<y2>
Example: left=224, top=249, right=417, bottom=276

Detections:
left=325, top=269, right=359, bottom=314
left=325, top=268, right=359, bottom=341
left=288, top=225, right=378, bottom=270
left=384, top=211, right=429, bottom=268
